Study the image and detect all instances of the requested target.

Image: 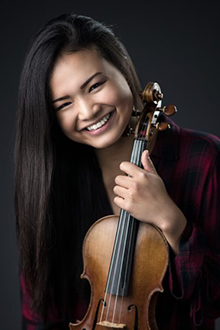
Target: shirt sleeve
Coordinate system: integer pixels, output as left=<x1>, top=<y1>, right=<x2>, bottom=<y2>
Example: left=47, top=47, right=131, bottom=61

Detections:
left=20, top=272, right=65, bottom=330
left=168, top=149, right=220, bottom=326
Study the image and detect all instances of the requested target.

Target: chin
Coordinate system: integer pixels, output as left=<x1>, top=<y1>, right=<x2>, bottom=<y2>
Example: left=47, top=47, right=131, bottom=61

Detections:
left=89, top=133, right=122, bottom=149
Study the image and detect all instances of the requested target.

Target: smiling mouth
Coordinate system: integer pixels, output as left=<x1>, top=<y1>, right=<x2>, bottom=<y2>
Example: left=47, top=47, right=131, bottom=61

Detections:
left=86, top=112, right=112, bottom=131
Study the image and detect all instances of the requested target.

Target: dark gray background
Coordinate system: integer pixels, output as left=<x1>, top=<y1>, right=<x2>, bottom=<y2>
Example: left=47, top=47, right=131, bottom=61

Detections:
left=1, top=0, right=219, bottom=328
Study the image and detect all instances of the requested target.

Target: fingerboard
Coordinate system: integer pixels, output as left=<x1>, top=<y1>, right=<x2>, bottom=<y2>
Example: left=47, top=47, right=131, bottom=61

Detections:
left=105, top=138, right=146, bottom=296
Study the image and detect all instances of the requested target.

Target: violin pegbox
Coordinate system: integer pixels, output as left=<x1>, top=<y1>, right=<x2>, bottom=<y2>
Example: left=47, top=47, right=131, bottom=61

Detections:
left=136, top=82, right=177, bottom=148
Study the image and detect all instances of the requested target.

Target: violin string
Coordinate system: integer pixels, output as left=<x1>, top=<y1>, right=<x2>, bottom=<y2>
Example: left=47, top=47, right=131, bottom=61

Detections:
left=108, top=137, right=146, bottom=325
left=119, top=206, right=136, bottom=322
left=119, top=138, right=145, bottom=324
left=113, top=163, right=137, bottom=323
left=112, top=138, right=143, bottom=325
left=100, top=209, right=125, bottom=322
left=111, top=138, right=138, bottom=324
left=116, top=139, right=141, bottom=322
left=101, top=116, right=148, bottom=325
left=111, top=209, right=130, bottom=324
left=107, top=210, right=126, bottom=322
left=105, top=208, right=127, bottom=324
left=110, top=119, right=147, bottom=325
left=112, top=210, right=131, bottom=324
left=118, top=211, right=132, bottom=324
left=102, top=210, right=123, bottom=322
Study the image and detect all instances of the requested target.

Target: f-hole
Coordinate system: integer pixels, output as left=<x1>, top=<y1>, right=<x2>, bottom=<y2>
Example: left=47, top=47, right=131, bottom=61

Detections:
left=128, top=304, right=138, bottom=330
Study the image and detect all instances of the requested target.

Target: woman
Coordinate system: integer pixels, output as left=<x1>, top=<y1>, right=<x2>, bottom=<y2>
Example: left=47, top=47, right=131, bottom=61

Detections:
left=15, top=13, right=220, bottom=329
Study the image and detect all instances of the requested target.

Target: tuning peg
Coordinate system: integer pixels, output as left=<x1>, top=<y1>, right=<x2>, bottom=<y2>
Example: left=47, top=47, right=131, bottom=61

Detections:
left=159, top=104, right=177, bottom=116
left=156, top=122, right=171, bottom=131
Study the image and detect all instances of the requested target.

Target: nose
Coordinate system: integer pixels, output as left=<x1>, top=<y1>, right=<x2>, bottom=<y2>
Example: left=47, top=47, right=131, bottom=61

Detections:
left=77, top=97, right=100, bottom=121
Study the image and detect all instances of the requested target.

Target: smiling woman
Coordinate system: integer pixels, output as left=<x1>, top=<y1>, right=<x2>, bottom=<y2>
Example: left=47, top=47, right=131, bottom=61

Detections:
left=15, top=13, right=220, bottom=330
left=50, top=49, right=133, bottom=148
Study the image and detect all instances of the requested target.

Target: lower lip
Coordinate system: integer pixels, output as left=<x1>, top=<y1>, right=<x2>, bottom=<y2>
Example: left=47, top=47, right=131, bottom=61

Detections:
left=84, top=111, right=115, bottom=135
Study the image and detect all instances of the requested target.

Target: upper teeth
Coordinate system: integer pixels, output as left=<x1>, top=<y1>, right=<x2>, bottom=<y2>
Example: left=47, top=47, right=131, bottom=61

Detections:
left=87, top=113, right=111, bottom=131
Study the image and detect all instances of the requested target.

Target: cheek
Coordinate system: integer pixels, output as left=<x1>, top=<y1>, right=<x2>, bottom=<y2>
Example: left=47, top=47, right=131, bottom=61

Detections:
left=56, top=112, right=75, bottom=133
left=104, top=82, right=133, bottom=108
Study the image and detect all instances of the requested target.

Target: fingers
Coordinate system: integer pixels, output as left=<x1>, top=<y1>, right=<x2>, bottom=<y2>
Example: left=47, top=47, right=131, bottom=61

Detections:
left=113, top=184, right=128, bottom=199
left=119, top=151, right=157, bottom=178
left=114, top=154, right=157, bottom=212
left=141, top=150, right=157, bottom=174
left=114, top=196, right=126, bottom=210
left=115, top=174, right=132, bottom=188
left=119, top=161, right=146, bottom=178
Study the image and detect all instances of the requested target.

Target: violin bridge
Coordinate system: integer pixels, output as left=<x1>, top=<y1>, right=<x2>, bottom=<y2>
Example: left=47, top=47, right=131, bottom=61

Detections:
left=96, top=320, right=126, bottom=328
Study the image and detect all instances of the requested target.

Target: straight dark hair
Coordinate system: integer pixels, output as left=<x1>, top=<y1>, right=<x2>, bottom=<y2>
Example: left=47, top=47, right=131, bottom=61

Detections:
left=15, top=13, right=142, bottom=323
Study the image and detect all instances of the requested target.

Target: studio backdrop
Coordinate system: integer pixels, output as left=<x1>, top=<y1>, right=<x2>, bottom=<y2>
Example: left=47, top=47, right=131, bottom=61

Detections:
left=0, top=0, right=219, bottom=329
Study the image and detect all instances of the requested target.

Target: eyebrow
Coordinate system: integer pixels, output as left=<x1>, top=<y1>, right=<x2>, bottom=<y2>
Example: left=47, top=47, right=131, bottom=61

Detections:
left=80, top=72, right=102, bottom=89
left=52, top=72, right=103, bottom=104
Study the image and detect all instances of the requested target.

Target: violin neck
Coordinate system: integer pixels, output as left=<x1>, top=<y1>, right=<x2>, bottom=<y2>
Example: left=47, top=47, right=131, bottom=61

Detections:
left=130, top=137, right=146, bottom=168
left=105, top=138, right=146, bottom=296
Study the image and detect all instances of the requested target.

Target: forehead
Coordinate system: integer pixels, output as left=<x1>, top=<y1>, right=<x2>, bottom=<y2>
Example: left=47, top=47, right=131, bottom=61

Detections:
left=51, top=49, right=107, bottom=81
left=50, top=49, right=114, bottom=95
left=50, top=48, right=123, bottom=100
left=59, top=48, right=104, bottom=68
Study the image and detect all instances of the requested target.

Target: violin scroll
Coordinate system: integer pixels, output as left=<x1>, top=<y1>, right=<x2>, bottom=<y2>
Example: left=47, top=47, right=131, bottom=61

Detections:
left=136, top=82, right=177, bottom=139
left=140, top=82, right=163, bottom=106
left=140, top=82, right=177, bottom=117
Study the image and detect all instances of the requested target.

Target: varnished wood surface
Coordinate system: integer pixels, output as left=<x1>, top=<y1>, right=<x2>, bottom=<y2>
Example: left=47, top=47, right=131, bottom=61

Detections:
left=69, top=215, right=168, bottom=330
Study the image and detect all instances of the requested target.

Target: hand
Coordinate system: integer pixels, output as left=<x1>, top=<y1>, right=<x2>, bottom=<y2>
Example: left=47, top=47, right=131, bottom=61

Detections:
left=114, top=150, right=173, bottom=226
left=113, top=150, right=187, bottom=254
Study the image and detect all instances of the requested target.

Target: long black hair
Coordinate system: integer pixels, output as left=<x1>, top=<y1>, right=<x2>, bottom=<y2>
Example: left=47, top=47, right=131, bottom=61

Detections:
left=15, top=13, right=142, bottom=322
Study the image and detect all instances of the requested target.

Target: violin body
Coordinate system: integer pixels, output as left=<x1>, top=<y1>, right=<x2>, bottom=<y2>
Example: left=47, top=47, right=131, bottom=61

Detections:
left=69, top=215, right=168, bottom=330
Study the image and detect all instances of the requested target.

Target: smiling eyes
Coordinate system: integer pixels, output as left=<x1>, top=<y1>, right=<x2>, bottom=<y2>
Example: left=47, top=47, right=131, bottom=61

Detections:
left=89, top=80, right=106, bottom=92
left=55, top=79, right=107, bottom=111
left=57, top=102, right=72, bottom=111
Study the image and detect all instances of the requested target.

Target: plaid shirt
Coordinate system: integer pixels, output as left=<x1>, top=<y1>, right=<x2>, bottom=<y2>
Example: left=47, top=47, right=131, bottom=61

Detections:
left=20, top=118, right=220, bottom=329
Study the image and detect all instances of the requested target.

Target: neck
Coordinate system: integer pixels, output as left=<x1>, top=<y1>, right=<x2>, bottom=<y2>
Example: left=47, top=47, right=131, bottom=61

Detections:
left=95, top=134, right=134, bottom=216
left=95, top=116, right=138, bottom=170
left=95, top=134, right=134, bottom=171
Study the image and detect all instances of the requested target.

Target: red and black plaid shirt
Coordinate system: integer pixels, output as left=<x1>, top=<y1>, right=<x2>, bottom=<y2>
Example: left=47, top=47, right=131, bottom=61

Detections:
left=20, top=118, right=220, bottom=329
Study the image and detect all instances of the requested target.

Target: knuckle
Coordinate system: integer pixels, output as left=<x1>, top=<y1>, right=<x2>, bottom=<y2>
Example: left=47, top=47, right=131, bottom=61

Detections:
left=138, top=171, right=147, bottom=180
left=124, top=200, right=131, bottom=212
left=128, top=190, right=135, bottom=202
left=130, top=182, right=141, bottom=196
left=132, top=181, right=139, bottom=191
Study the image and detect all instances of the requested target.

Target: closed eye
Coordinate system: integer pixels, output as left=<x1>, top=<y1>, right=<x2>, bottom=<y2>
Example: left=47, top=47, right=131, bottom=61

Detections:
left=89, top=80, right=106, bottom=93
left=56, top=102, right=72, bottom=111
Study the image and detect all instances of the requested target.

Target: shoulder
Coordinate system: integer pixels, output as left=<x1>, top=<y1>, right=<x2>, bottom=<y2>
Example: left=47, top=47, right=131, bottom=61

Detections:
left=177, top=125, right=220, bottom=167
left=168, top=116, right=220, bottom=158
left=153, top=117, right=220, bottom=164
left=171, top=120, right=220, bottom=176
left=178, top=125, right=220, bottom=152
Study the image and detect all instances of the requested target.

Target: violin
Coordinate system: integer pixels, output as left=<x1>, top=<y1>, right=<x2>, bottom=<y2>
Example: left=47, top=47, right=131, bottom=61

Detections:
left=69, top=82, right=177, bottom=330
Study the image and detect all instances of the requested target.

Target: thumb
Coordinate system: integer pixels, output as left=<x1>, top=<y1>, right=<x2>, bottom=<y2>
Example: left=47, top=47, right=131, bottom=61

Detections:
left=141, top=150, right=157, bottom=174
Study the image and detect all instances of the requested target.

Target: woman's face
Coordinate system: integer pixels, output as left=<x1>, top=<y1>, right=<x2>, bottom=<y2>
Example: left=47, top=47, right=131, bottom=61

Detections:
left=50, top=48, right=133, bottom=149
